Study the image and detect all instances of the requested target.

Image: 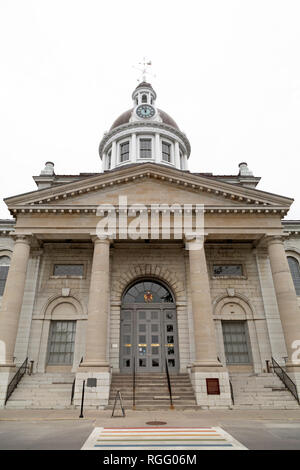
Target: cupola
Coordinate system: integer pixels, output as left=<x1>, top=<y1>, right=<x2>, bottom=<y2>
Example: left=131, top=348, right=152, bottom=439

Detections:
left=99, top=82, right=191, bottom=172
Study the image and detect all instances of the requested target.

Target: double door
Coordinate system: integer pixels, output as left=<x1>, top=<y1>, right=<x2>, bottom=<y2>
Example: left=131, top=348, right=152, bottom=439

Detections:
left=120, top=306, right=179, bottom=373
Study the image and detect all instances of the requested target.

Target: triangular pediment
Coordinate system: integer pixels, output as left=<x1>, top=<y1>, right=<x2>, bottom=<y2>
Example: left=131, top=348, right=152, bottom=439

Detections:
left=5, top=163, right=293, bottom=213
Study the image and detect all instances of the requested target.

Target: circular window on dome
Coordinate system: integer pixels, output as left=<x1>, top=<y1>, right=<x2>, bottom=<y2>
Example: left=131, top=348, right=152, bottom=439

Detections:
left=136, top=105, right=155, bottom=119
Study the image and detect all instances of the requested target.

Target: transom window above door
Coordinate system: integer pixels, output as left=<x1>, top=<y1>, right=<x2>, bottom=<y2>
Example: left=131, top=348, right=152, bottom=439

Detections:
left=123, top=280, right=174, bottom=304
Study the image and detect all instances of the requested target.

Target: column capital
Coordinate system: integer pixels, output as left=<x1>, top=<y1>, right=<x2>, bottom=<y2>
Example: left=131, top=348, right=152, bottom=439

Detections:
left=266, top=235, right=285, bottom=247
left=183, top=234, right=206, bottom=251
left=91, top=236, right=112, bottom=245
left=11, top=234, right=32, bottom=245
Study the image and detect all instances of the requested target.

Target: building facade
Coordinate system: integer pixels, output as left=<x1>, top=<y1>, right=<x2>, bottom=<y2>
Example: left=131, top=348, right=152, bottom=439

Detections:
left=0, top=82, right=300, bottom=409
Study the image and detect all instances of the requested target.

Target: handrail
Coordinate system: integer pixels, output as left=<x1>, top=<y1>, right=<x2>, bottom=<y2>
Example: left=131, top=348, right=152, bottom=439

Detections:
left=5, top=357, right=28, bottom=405
left=70, top=378, right=76, bottom=405
left=165, top=358, right=174, bottom=410
left=79, top=380, right=85, bottom=418
left=271, top=357, right=300, bottom=404
left=132, top=356, right=136, bottom=410
left=71, top=357, right=83, bottom=406
left=229, top=380, right=234, bottom=405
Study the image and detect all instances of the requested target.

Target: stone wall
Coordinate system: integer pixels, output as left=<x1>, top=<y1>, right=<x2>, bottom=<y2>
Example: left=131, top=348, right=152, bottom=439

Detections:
left=0, top=233, right=299, bottom=376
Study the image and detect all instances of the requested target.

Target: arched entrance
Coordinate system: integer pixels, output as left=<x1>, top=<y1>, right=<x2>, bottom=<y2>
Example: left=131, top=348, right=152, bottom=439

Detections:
left=120, top=279, right=179, bottom=373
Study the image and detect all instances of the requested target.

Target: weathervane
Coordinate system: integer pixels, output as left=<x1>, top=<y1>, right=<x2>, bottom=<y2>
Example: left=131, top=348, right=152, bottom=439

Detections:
left=133, top=57, right=156, bottom=83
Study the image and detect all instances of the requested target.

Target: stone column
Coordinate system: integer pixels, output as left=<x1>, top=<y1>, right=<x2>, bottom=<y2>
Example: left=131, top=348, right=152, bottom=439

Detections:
left=111, top=140, right=117, bottom=168
left=267, top=236, right=300, bottom=370
left=82, top=238, right=110, bottom=369
left=0, top=236, right=31, bottom=367
left=187, top=240, right=221, bottom=369
left=75, top=238, right=111, bottom=409
left=186, top=239, right=231, bottom=408
left=155, top=133, right=161, bottom=163
left=0, top=235, right=31, bottom=407
left=131, top=133, right=137, bottom=163
left=174, top=142, right=180, bottom=169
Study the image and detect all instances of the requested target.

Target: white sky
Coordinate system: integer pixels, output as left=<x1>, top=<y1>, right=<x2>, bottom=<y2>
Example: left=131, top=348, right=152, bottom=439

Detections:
left=0, top=0, right=300, bottom=219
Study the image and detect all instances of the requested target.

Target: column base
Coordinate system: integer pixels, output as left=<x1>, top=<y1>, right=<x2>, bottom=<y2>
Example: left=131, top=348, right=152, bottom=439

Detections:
left=0, top=366, right=16, bottom=408
left=78, top=361, right=110, bottom=372
left=191, top=361, right=226, bottom=373
left=74, top=370, right=111, bottom=410
left=190, top=369, right=232, bottom=409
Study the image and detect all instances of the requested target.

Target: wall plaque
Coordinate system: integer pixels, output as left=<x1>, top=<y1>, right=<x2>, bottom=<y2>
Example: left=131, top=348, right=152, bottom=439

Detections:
left=206, top=378, right=220, bottom=395
left=87, top=378, right=97, bottom=387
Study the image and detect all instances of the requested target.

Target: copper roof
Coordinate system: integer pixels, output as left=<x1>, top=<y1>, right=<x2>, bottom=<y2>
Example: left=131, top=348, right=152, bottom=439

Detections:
left=110, top=108, right=180, bottom=131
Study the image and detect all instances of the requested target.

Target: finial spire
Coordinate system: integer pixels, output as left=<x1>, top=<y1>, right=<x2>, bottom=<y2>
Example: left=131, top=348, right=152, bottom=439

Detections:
left=133, top=57, right=156, bottom=83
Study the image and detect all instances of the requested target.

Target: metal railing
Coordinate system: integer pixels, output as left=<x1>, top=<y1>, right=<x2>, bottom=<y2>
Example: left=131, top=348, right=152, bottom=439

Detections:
left=271, top=357, right=299, bottom=404
left=79, top=380, right=85, bottom=418
left=229, top=380, right=234, bottom=405
left=70, top=378, right=75, bottom=405
left=5, top=358, right=28, bottom=405
left=132, top=356, right=136, bottom=410
left=165, top=358, right=174, bottom=410
left=70, top=357, right=83, bottom=405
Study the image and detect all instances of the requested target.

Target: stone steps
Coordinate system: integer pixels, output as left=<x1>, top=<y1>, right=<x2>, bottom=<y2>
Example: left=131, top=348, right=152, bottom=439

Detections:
left=107, top=373, right=197, bottom=410
left=5, top=373, right=75, bottom=409
left=230, top=372, right=300, bottom=409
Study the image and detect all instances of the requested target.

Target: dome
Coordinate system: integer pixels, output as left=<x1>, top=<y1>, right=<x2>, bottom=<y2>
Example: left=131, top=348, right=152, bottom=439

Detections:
left=110, top=108, right=180, bottom=131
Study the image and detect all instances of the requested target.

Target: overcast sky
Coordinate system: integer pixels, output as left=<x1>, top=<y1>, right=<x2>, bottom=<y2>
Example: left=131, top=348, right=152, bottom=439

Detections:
left=0, top=0, right=300, bottom=219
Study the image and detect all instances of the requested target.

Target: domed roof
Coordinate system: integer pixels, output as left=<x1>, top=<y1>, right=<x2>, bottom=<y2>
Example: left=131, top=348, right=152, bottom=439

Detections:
left=110, top=108, right=180, bottom=131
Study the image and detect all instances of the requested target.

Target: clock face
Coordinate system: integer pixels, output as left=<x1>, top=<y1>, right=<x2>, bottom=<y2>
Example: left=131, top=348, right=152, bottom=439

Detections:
left=136, top=104, right=155, bottom=119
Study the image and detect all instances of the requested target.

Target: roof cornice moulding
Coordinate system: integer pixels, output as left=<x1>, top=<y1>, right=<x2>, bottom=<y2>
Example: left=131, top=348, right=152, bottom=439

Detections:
left=4, top=164, right=293, bottom=209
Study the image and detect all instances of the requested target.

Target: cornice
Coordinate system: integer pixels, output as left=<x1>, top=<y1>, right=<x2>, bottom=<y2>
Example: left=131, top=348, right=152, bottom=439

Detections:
left=99, top=121, right=191, bottom=157
left=8, top=205, right=289, bottom=216
left=4, top=164, right=293, bottom=211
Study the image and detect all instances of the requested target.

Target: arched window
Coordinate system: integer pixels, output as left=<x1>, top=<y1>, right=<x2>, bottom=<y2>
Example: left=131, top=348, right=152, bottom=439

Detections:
left=288, top=256, right=300, bottom=295
left=0, top=256, right=10, bottom=296
left=142, top=94, right=147, bottom=103
left=123, top=280, right=174, bottom=304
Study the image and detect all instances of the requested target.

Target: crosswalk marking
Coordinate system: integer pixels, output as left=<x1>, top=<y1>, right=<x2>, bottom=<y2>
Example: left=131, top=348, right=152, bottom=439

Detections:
left=81, top=426, right=247, bottom=450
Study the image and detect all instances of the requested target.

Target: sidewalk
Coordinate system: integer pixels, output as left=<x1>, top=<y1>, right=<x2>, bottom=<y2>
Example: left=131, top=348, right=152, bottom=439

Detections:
left=1, top=408, right=300, bottom=427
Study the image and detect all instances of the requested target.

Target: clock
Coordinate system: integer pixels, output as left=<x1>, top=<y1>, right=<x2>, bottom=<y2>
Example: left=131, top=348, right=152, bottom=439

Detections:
left=136, top=104, right=155, bottom=119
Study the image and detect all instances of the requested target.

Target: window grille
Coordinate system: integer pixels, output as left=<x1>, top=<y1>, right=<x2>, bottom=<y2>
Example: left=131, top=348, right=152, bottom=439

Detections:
left=288, top=256, right=300, bottom=295
left=162, top=141, right=171, bottom=162
left=0, top=256, right=10, bottom=296
left=53, top=264, right=84, bottom=276
left=120, top=141, right=130, bottom=162
left=47, top=320, right=76, bottom=365
left=213, top=265, right=243, bottom=276
left=140, top=138, right=152, bottom=158
left=222, top=321, right=250, bottom=364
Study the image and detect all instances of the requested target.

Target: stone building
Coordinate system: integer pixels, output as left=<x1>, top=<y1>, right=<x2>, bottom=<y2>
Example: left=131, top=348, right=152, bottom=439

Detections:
left=0, top=82, right=300, bottom=410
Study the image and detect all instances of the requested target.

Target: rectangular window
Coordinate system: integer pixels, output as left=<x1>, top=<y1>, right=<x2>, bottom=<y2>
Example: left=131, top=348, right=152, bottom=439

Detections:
left=139, top=138, right=152, bottom=158
left=120, top=141, right=130, bottom=162
left=213, top=264, right=243, bottom=277
left=107, top=151, right=111, bottom=169
left=222, top=321, right=250, bottom=364
left=47, top=321, right=76, bottom=365
left=162, top=141, right=171, bottom=162
left=53, top=264, right=84, bottom=276
left=0, top=266, right=9, bottom=296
